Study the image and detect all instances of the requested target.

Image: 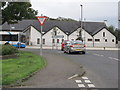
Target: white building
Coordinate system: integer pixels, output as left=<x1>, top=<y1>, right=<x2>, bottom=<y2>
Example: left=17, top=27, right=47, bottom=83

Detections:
left=2, top=19, right=116, bottom=47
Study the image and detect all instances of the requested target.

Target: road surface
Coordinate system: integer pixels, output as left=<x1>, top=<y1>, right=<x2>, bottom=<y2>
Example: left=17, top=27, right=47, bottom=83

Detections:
left=20, top=48, right=118, bottom=88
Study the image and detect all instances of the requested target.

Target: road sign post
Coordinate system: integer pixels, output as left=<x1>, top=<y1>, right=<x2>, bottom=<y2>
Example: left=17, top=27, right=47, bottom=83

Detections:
left=36, top=16, right=47, bottom=56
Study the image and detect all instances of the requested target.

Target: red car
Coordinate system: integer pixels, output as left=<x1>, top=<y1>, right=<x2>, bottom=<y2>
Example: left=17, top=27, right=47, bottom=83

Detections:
left=61, top=40, right=69, bottom=51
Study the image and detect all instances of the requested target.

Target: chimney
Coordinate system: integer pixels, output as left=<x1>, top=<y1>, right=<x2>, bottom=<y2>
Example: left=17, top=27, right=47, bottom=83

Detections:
left=104, top=20, right=108, bottom=27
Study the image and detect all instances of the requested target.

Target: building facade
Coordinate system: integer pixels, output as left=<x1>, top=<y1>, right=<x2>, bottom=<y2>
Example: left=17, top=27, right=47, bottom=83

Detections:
left=1, top=20, right=116, bottom=47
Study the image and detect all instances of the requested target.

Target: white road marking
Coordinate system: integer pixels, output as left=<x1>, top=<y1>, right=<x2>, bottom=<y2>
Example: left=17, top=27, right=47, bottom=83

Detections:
left=84, top=80, right=91, bottom=83
left=82, top=77, right=88, bottom=79
left=68, top=74, right=79, bottom=79
left=87, top=84, right=95, bottom=87
left=108, top=57, right=119, bottom=61
left=113, top=58, right=119, bottom=61
left=93, top=54, right=100, bottom=56
left=108, top=57, right=113, bottom=59
left=100, top=55, right=104, bottom=57
left=75, top=80, right=82, bottom=83
left=78, top=84, right=85, bottom=87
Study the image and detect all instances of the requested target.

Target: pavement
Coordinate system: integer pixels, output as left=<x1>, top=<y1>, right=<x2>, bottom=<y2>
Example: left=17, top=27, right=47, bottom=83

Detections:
left=26, top=45, right=120, bottom=50
left=16, top=49, right=85, bottom=88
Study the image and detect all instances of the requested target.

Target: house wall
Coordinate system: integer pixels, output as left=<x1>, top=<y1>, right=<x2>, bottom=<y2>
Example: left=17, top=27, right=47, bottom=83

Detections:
left=69, top=28, right=79, bottom=41
left=24, top=26, right=116, bottom=47
left=28, top=26, right=41, bottom=46
left=93, top=28, right=116, bottom=47
left=81, top=29, right=94, bottom=47
left=43, top=27, right=67, bottom=47
left=69, top=28, right=94, bottom=47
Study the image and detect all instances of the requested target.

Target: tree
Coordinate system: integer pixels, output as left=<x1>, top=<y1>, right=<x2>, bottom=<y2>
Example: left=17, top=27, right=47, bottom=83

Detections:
left=1, top=2, right=38, bottom=24
left=114, top=28, right=120, bottom=41
left=107, top=25, right=120, bottom=42
left=107, top=25, right=115, bottom=34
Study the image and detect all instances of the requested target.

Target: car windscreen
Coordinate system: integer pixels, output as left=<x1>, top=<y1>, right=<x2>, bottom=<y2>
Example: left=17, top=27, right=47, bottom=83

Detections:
left=72, top=41, right=83, bottom=45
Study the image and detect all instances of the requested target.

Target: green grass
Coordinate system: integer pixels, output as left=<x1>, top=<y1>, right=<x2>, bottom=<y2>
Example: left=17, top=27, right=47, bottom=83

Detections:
left=2, top=51, right=46, bottom=85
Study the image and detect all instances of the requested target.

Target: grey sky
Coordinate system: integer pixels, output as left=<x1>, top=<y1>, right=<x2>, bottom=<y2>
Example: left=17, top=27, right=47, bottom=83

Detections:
left=31, top=0, right=119, bottom=28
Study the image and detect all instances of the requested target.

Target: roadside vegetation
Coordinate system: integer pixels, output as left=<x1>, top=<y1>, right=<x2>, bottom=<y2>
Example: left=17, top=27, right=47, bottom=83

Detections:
left=1, top=45, right=46, bottom=85
left=0, top=45, right=18, bottom=55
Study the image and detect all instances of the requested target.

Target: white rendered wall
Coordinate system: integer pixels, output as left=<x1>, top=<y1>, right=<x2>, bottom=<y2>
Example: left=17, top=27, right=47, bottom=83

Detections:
left=30, top=26, right=41, bottom=45
left=93, top=28, right=116, bottom=47
left=43, top=27, right=67, bottom=46
left=69, top=28, right=93, bottom=47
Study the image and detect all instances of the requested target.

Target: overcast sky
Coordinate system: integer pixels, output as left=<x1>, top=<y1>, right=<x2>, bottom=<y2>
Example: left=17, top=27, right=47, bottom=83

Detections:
left=31, top=0, right=119, bottom=28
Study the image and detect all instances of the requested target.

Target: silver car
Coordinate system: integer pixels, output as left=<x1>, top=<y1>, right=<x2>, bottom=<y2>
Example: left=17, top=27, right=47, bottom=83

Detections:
left=64, top=40, right=86, bottom=54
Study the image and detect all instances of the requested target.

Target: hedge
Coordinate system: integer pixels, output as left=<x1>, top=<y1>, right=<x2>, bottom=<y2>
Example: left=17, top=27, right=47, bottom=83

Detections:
left=0, top=45, right=18, bottom=55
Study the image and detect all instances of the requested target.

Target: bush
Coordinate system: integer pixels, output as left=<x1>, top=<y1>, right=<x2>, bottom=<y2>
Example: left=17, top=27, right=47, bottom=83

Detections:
left=0, top=45, right=18, bottom=55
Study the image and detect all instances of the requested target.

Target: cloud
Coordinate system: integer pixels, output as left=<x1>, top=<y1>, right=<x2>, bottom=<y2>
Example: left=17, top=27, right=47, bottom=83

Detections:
left=31, top=0, right=118, bottom=27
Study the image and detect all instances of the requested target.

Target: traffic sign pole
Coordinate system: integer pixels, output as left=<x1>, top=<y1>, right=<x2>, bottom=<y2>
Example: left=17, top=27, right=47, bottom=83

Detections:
left=40, top=25, right=43, bottom=56
left=36, top=15, right=47, bottom=56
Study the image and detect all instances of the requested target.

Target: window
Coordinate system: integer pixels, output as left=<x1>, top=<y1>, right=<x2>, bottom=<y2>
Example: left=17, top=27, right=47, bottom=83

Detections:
left=1, top=35, right=18, bottom=41
left=71, top=39, right=74, bottom=41
left=52, top=39, right=55, bottom=43
left=62, top=39, right=64, bottom=42
left=37, top=38, right=40, bottom=44
left=88, top=39, right=92, bottom=41
left=57, top=39, right=59, bottom=43
left=103, top=32, right=105, bottom=37
left=95, top=39, right=100, bottom=42
left=43, top=39, right=45, bottom=44
left=105, top=39, right=107, bottom=42
left=112, top=39, right=114, bottom=42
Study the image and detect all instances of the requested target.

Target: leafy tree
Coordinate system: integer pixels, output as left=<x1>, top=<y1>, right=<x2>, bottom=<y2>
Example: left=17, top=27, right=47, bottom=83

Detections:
left=107, top=25, right=115, bottom=34
left=1, top=2, right=38, bottom=24
left=107, top=25, right=120, bottom=42
left=114, top=28, right=120, bottom=41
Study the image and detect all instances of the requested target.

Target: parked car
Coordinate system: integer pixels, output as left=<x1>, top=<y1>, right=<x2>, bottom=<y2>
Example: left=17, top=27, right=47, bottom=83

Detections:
left=64, top=40, right=86, bottom=54
left=12, top=42, right=26, bottom=48
left=61, top=40, right=69, bottom=51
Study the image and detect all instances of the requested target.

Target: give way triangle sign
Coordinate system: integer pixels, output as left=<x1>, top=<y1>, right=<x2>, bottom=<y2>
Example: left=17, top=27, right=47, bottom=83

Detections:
left=36, top=16, right=48, bottom=26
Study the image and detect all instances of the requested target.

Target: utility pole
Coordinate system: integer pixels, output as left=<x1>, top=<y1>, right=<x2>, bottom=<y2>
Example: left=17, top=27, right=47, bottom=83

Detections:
left=79, top=5, right=83, bottom=41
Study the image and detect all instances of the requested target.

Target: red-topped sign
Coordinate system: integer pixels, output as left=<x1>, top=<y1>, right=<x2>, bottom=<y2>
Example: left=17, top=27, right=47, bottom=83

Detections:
left=36, top=16, right=48, bottom=26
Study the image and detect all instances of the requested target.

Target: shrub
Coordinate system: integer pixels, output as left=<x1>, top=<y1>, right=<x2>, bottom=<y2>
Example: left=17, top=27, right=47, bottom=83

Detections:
left=0, top=45, right=18, bottom=55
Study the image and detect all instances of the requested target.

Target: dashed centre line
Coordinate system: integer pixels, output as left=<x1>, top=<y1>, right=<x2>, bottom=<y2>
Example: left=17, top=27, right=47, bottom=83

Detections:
left=108, top=57, right=119, bottom=61
left=93, top=53, right=119, bottom=61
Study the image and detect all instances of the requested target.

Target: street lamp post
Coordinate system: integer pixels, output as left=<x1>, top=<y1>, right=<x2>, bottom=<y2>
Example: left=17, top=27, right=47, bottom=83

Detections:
left=79, top=5, right=83, bottom=41
left=66, top=32, right=69, bottom=40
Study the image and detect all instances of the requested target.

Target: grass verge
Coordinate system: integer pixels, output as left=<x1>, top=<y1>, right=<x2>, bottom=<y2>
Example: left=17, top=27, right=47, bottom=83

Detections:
left=2, top=51, right=46, bottom=85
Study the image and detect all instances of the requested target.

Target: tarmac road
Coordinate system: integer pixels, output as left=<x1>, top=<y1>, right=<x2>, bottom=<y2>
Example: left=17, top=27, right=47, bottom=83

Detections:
left=19, top=48, right=118, bottom=88
left=60, top=50, right=119, bottom=88
left=18, top=49, right=85, bottom=88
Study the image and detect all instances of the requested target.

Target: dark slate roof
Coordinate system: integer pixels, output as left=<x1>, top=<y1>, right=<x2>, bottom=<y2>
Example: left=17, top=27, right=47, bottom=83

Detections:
left=1, top=19, right=106, bottom=36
